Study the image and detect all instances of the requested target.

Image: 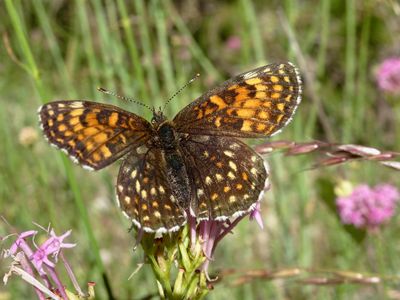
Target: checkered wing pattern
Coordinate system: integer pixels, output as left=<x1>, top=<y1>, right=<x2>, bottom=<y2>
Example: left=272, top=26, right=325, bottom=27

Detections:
left=181, top=135, right=268, bottom=220
left=38, top=101, right=152, bottom=170
left=117, top=146, right=186, bottom=233
left=173, top=62, right=301, bottom=138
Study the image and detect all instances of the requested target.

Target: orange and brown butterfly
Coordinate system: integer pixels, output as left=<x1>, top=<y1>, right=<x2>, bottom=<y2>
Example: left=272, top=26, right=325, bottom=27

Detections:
left=38, top=62, right=302, bottom=234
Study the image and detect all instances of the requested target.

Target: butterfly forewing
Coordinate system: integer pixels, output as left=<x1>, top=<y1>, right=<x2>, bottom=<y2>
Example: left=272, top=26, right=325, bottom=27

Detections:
left=39, top=101, right=152, bottom=170
left=117, top=146, right=186, bottom=233
left=181, top=135, right=268, bottom=220
left=173, top=62, right=301, bottom=138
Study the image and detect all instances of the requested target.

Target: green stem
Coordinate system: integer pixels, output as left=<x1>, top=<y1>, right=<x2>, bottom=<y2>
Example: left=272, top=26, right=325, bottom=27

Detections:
left=343, top=0, right=357, bottom=142
left=134, top=0, right=161, bottom=100
left=164, top=0, right=221, bottom=80
left=239, top=0, right=265, bottom=63
left=117, top=0, right=149, bottom=102
left=152, top=0, right=176, bottom=97
left=148, top=254, right=173, bottom=298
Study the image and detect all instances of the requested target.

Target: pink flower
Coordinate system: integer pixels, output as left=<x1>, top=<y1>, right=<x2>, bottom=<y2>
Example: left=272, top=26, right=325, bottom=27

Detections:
left=30, top=229, right=75, bottom=274
left=336, top=184, right=399, bottom=229
left=196, top=185, right=269, bottom=277
left=226, top=36, right=241, bottom=50
left=3, top=227, right=85, bottom=299
left=376, top=58, right=400, bottom=94
left=249, top=202, right=264, bottom=229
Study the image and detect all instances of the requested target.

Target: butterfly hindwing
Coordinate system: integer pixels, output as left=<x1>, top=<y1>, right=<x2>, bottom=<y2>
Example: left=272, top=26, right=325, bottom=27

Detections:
left=180, top=135, right=268, bottom=220
left=173, top=62, right=302, bottom=138
left=38, top=101, right=152, bottom=170
left=117, top=146, right=187, bottom=233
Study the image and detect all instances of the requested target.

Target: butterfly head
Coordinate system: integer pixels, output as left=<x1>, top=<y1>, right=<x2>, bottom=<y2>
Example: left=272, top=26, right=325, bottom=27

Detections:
left=151, top=106, right=167, bottom=128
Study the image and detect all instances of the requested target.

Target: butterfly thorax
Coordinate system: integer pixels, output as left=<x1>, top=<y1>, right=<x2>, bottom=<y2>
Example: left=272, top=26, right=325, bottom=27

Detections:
left=151, top=111, right=192, bottom=212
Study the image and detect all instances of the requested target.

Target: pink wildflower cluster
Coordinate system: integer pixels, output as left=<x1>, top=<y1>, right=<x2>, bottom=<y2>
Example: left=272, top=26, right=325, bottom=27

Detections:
left=2, top=228, right=89, bottom=300
left=195, top=203, right=264, bottom=277
left=376, top=57, right=400, bottom=94
left=336, top=184, right=399, bottom=229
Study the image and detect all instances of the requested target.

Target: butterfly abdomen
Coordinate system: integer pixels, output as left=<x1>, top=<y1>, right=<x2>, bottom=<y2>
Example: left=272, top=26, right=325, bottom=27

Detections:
left=155, top=121, right=192, bottom=212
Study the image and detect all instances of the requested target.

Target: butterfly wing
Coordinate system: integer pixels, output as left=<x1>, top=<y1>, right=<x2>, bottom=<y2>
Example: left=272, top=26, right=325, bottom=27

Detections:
left=38, top=101, right=152, bottom=170
left=180, top=135, right=268, bottom=220
left=117, top=146, right=186, bottom=233
left=173, top=62, right=302, bottom=138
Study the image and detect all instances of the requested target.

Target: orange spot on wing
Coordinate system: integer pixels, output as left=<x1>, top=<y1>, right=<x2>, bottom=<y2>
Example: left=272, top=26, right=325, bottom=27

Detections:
left=85, top=114, right=100, bottom=126
left=255, top=92, right=266, bottom=99
left=101, top=146, right=112, bottom=158
left=267, top=125, right=276, bottom=134
left=245, top=77, right=262, bottom=85
left=242, top=99, right=261, bottom=108
left=58, top=124, right=67, bottom=131
left=263, top=102, right=272, bottom=108
left=255, top=84, right=265, bottom=91
left=257, top=111, right=270, bottom=119
left=276, top=114, right=284, bottom=123
left=92, top=152, right=101, bottom=162
left=93, top=132, right=108, bottom=144
left=109, top=112, right=119, bottom=127
left=271, top=93, right=281, bottom=99
left=215, top=116, right=222, bottom=127
left=119, top=134, right=127, bottom=144
left=210, top=95, right=228, bottom=109
left=256, top=123, right=267, bottom=132
left=236, top=108, right=256, bottom=118
left=84, top=127, right=99, bottom=136
left=70, top=109, right=84, bottom=117
left=240, top=120, right=253, bottom=131
left=235, top=91, right=249, bottom=101
left=196, top=109, right=204, bottom=119
left=277, top=103, right=285, bottom=111
left=270, top=76, right=279, bottom=83
left=85, top=142, right=94, bottom=151
left=204, top=107, right=215, bottom=116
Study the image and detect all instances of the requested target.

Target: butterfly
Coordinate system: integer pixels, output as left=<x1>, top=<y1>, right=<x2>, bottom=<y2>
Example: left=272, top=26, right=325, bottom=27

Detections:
left=38, top=62, right=302, bottom=234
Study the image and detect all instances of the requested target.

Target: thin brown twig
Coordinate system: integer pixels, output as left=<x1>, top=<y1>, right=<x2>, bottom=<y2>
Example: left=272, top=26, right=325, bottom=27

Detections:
left=219, top=266, right=396, bottom=287
left=2, top=32, right=31, bottom=74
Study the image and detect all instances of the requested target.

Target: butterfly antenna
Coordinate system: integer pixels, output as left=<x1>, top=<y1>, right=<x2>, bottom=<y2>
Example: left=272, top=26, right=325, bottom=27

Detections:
left=162, top=73, right=200, bottom=112
left=97, top=87, right=153, bottom=112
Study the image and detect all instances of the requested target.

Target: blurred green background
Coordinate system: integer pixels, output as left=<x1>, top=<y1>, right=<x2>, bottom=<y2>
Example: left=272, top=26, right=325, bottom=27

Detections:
left=1, top=0, right=400, bottom=299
